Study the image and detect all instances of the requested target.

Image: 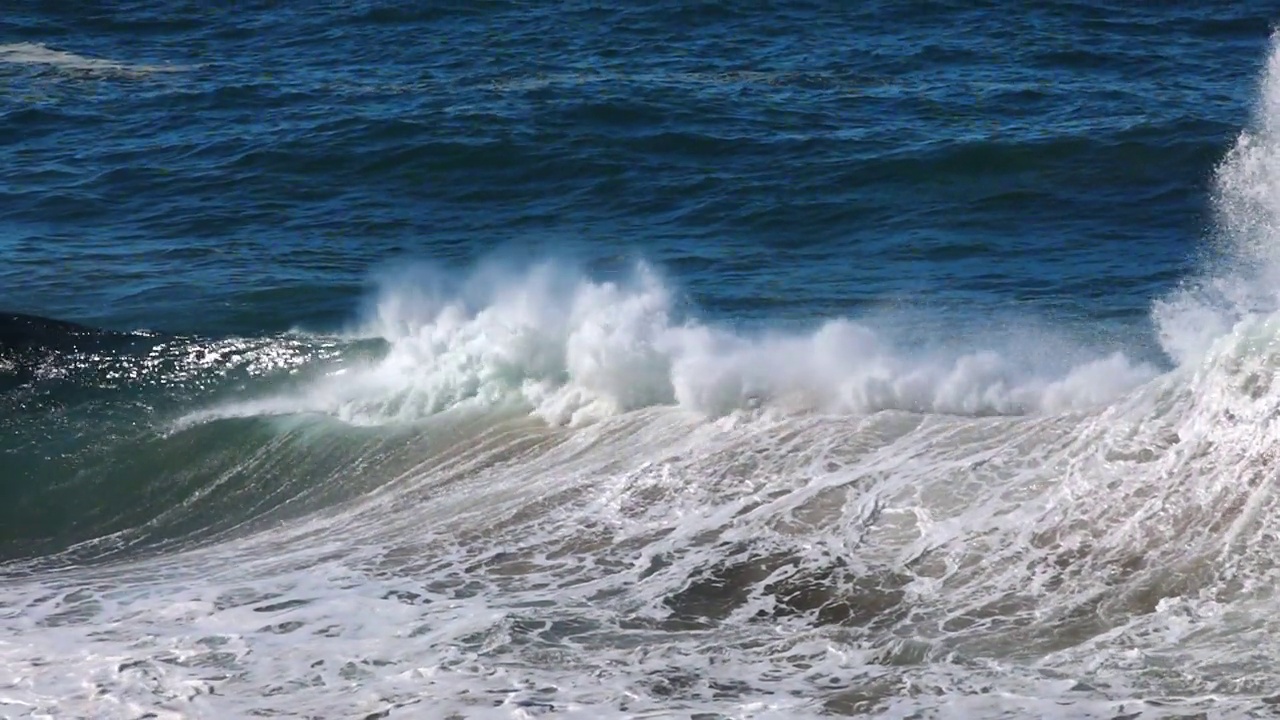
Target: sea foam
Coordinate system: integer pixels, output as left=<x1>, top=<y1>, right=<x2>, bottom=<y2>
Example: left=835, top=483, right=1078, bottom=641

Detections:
left=185, top=259, right=1161, bottom=428
left=1155, top=33, right=1280, bottom=366
left=0, top=42, right=186, bottom=76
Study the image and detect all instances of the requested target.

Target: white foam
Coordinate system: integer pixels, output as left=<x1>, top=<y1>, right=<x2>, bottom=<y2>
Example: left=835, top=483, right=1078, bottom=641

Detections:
left=186, top=261, right=1160, bottom=428
left=13, top=354, right=1280, bottom=717
left=0, top=42, right=185, bottom=76
left=19, top=24, right=1280, bottom=720
left=111, top=29, right=1280, bottom=717
left=1154, top=31, right=1280, bottom=366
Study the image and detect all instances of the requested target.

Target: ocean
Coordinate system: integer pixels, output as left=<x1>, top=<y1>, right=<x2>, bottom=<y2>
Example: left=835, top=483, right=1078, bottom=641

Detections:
left=3, top=2, right=1280, bottom=718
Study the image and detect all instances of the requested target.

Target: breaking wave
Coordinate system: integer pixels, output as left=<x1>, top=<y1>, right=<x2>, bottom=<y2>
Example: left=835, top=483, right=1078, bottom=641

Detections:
left=12, top=22, right=1280, bottom=720
left=184, top=261, right=1161, bottom=428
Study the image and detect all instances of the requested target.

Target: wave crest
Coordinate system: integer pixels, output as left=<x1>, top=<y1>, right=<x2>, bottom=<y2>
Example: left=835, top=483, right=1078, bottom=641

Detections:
left=1155, top=31, right=1280, bottom=366
left=189, top=262, right=1160, bottom=427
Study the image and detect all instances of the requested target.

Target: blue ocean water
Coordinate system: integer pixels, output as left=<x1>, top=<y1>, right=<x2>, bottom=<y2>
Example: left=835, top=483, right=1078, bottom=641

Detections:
left=5, top=2, right=1280, bottom=718
left=4, top=2, right=1263, bottom=337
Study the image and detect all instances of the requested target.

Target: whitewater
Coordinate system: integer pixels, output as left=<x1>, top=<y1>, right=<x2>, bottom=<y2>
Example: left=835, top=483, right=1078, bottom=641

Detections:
left=7, top=26, right=1280, bottom=720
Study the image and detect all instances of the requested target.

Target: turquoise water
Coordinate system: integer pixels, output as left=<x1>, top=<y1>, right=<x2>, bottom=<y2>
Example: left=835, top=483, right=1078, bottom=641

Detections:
left=4, top=3, right=1280, bottom=718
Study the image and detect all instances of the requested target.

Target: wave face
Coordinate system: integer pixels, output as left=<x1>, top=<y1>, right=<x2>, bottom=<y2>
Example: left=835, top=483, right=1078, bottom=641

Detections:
left=5, top=5, right=1280, bottom=720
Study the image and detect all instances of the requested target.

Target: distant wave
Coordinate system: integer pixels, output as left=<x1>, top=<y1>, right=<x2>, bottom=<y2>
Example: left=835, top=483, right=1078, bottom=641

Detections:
left=0, top=42, right=187, bottom=77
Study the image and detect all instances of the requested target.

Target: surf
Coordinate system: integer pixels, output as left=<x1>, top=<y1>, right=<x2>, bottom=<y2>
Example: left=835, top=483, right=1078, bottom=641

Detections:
left=173, top=257, right=1162, bottom=433
left=7, top=20, right=1280, bottom=720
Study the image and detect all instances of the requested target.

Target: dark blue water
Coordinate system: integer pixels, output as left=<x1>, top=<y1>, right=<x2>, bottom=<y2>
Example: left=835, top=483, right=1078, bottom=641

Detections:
left=5, top=3, right=1280, bottom=718
left=4, top=3, right=1266, bottom=337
